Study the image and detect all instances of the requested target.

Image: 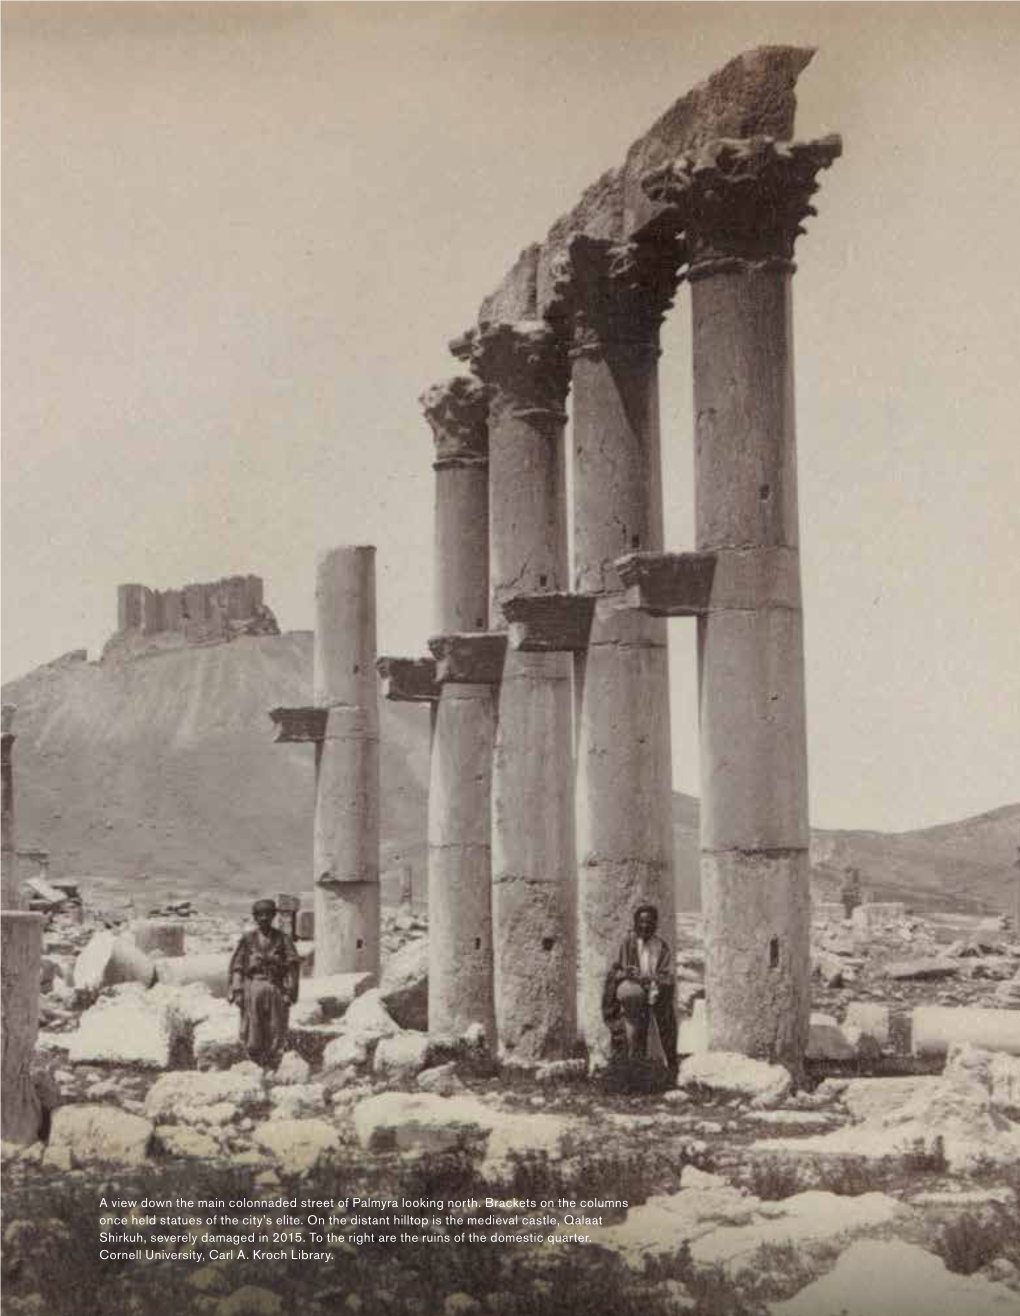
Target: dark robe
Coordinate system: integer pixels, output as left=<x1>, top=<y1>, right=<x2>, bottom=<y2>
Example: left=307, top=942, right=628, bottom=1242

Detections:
left=228, top=927, right=301, bottom=1070
left=601, top=931, right=678, bottom=1090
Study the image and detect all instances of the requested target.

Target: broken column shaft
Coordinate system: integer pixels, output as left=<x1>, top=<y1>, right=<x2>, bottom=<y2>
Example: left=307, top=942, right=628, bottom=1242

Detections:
left=462, top=322, right=577, bottom=1059
left=1, top=910, right=43, bottom=1142
left=421, top=378, right=497, bottom=1043
left=560, top=236, right=681, bottom=1059
left=313, top=545, right=380, bottom=977
left=646, top=134, right=841, bottom=1067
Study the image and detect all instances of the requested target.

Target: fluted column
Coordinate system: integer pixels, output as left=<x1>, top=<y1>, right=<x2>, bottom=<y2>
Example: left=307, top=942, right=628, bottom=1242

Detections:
left=313, top=545, right=380, bottom=976
left=560, top=236, right=682, bottom=1060
left=646, top=134, right=841, bottom=1067
left=420, top=378, right=497, bottom=1043
left=462, top=322, right=576, bottom=1059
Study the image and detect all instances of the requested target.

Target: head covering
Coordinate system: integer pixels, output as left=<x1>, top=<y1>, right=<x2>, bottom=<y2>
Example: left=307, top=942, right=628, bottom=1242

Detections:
left=252, top=898, right=277, bottom=917
left=633, top=903, right=658, bottom=923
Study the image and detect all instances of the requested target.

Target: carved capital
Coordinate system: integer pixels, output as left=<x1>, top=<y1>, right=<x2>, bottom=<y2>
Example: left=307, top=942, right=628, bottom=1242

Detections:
left=419, top=375, right=492, bottom=466
left=643, top=134, right=842, bottom=274
left=455, top=320, right=570, bottom=420
left=554, top=234, right=685, bottom=360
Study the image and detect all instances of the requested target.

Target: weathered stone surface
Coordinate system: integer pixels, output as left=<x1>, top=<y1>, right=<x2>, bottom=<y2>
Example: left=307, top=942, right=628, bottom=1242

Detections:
left=127, top=919, right=186, bottom=958
left=154, top=952, right=229, bottom=997
left=300, top=972, right=375, bottom=1020
left=851, top=902, right=907, bottom=930
left=416, top=1062, right=465, bottom=1096
left=373, top=1031, right=432, bottom=1078
left=319, top=989, right=400, bottom=1070
left=913, top=1005, right=1020, bottom=1057
left=1, top=912, right=44, bottom=1144
left=772, top=1239, right=1019, bottom=1316
left=73, top=931, right=157, bottom=991
left=254, top=1118, right=340, bottom=1172
left=677, top=1052, right=792, bottom=1107
left=273, top=1051, right=311, bottom=1086
left=844, top=1002, right=891, bottom=1048
left=194, top=1001, right=245, bottom=1070
left=885, top=959, right=958, bottom=982
left=353, top=1092, right=490, bottom=1155
left=156, top=1124, right=222, bottom=1159
left=68, top=998, right=192, bottom=1069
left=268, top=1083, right=326, bottom=1120
left=378, top=940, right=428, bottom=1031
left=47, top=1104, right=153, bottom=1167
left=312, top=546, right=381, bottom=978
left=145, top=1068, right=265, bottom=1121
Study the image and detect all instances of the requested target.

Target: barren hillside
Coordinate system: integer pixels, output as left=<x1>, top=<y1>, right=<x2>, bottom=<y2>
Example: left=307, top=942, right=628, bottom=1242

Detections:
left=3, top=637, right=1016, bottom=915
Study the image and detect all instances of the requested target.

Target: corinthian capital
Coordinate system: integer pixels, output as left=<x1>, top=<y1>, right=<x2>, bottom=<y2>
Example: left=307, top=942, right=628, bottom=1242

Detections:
left=643, top=134, right=842, bottom=273
left=419, top=376, right=491, bottom=466
left=453, top=320, right=570, bottom=420
left=554, top=233, right=685, bottom=360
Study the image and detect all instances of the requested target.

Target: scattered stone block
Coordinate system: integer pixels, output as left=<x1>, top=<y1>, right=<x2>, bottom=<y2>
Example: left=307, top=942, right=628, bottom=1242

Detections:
left=677, top=998, right=707, bottom=1054
left=194, top=1003, right=244, bottom=1070
left=851, top=902, right=906, bottom=930
left=844, top=1002, right=891, bottom=1048
left=273, top=1051, right=311, bottom=1086
left=771, top=1239, right=1019, bottom=1316
left=145, top=1068, right=265, bottom=1121
left=299, top=972, right=374, bottom=1020
left=885, top=959, right=959, bottom=982
left=127, top=919, right=186, bottom=958
left=47, top=1104, right=153, bottom=1167
left=67, top=998, right=191, bottom=1069
left=154, top=952, right=229, bottom=997
left=912, top=1005, right=1020, bottom=1057
left=378, top=939, right=428, bottom=1030
left=268, top=1084, right=326, bottom=1120
left=156, top=1125, right=222, bottom=1159
left=373, top=1031, right=431, bottom=1079
left=72, top=931, right=157, bottom=991
left=416, top=1063, right=465, bottom=1096
left=677, top=1052, right=792, bottom=1108
left=806, top=1013, right=856, bottom=1061
left=254, top=1118, right=340, bottom=1172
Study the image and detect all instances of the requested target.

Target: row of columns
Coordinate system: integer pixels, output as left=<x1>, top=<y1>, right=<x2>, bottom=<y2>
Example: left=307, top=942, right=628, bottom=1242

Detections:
left=412, top=133, right=840, bottom=1070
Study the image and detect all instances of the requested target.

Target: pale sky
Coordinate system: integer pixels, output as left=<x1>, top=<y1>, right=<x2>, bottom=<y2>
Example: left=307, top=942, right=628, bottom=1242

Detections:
left=3, top=2, right=1018, bottom=832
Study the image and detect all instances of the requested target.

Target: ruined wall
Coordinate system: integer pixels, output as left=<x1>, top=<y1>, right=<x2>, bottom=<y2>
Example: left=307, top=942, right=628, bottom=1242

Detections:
left=114, top=575, right=275, bottom=645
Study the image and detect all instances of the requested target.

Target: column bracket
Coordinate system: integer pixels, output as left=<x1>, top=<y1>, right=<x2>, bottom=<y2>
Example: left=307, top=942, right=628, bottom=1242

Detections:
left=428, top=632, right=508, bottom=685
left=502, top=593, right=597, bottom=652
left=615, top=551, right=718, bottom=616
left=376, top=656, right=440, bottom=703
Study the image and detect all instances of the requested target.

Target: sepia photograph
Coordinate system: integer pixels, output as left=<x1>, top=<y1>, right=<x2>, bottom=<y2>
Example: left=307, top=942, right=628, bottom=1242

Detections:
left=2, top=4, right=1019, bottom=1314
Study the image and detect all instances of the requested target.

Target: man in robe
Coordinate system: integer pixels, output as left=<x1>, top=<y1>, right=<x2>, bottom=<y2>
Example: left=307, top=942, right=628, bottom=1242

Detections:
left=228, top=898, right=301, bottom=1070
left=601, top=903, right=677, bottom=1090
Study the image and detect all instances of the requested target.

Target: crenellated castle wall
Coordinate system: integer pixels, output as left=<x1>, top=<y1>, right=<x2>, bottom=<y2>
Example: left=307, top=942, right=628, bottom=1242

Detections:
left=116, top=575, right=268, bottom=640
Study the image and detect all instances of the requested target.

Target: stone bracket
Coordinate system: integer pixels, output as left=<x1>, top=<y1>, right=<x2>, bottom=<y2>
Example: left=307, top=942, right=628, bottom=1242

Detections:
left=268, top=706, right=328, bottom=744
left=376, top=656, right=440, bottom=703
left=428, top=632, right=508, bottom=685
left=502, top=593, right=597, bottom=652
left=615, top=551, right=718, bottom=616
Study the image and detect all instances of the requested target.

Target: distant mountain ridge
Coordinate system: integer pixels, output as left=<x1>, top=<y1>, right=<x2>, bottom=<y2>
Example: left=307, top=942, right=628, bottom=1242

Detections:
left=3, top=635, right=1016, bottom=915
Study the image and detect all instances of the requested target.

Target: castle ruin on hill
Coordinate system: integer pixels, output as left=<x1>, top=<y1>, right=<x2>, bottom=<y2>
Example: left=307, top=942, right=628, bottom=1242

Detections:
left=111, top=574, right=279, bottom=652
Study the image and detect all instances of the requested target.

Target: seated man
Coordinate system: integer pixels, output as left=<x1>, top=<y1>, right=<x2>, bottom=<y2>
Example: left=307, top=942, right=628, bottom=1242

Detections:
left=228, top=898, right=300, bottom=1071
left=601, top=903, right=677, bottom=1090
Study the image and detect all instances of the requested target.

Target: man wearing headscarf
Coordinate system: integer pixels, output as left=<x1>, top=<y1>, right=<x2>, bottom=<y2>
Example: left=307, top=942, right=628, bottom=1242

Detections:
left=228, top=898, right=301, bottom=1070
left=601, top=904, right=677, bottom=1090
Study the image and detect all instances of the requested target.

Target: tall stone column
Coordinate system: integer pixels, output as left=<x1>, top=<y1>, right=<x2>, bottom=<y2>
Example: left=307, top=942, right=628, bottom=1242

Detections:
left=561, top=236, right=682, bottom=1060
left=646, top=135, right=841, bottom=1067
left=313, top=545, right=380, bottom=977
left=463, top=322, right=576, bottom=1059
left=1, top=705, right=18, bottom=909
left=420, top=378, right=497, bottom=1043
left=1, top=912, right=43, bottom=1143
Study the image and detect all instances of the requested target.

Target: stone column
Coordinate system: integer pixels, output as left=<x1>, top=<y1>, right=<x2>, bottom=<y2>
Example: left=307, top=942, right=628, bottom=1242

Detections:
left=561, top=236, right=682, bottom=1060
left=1, top=705, right=18, bottom=909
left=313, top=545, right=380, bottom=977
left=646, top=135, right=841, bottom=1067
left=420, top=378, right=497, bottom=1043
left=464, top=322, right=577, bottom=1059
left=1, top=910, right=44, bottom=1143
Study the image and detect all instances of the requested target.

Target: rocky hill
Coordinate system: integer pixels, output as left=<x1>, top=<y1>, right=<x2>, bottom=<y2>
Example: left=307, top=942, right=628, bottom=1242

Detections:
left=3, top=636, right=1016, bottom=915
